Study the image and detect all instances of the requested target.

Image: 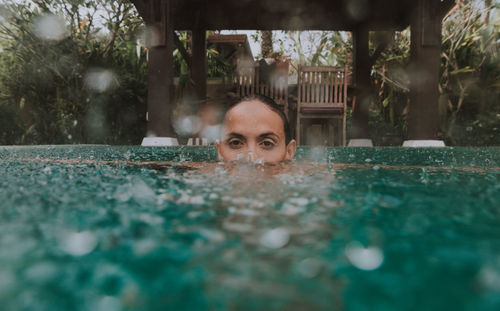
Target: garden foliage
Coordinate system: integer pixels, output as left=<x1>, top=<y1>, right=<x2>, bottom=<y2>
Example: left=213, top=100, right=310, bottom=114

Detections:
left=0, top=0, right=498, bottom=146
left=0, top=0, right=148, bottom=145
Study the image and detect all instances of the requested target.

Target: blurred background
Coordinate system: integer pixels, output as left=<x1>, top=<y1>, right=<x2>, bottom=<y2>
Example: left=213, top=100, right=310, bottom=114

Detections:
left=0, top=0, right=498, bottom=146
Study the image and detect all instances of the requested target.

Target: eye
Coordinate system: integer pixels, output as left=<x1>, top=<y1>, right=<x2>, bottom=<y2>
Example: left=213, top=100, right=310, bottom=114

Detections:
left=227, top=139, right=243, bottom=149
left=260, top=140, right=275, bottom=149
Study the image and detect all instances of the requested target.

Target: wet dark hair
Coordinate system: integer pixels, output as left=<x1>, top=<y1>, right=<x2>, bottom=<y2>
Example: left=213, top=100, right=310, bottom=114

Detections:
left=227, top=94, right=292, bottom=144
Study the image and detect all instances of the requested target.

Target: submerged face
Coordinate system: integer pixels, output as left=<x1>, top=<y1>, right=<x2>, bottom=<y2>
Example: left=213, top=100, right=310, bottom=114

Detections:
left=216, top=99, right=296, bottom=163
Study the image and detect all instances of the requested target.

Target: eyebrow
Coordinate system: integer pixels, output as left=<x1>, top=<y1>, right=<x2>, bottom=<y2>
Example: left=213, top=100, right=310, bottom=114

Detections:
left=225, top=133, right=246, bottom=140
left=257, top=132, right=280, bottom=141
left=225, top=132, right=280, bottom=141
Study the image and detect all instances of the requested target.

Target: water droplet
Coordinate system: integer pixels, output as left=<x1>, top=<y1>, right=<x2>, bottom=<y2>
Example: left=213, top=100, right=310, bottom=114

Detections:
left=123, top=151, right=131, bottom=160
left=260, top=228, right=290, bottom=249
left=84, top=68, right=117, bottom=93
left=0, top=270, right=16, bottom=298
left=297, top=258, right=322, bottom=278
left=310, top=147, right=326, bottom=162
left=93, top=296, right=122, bottom=311
left=173, top=115, right=201, bottom=136
left=420, top=168, right=429, bottom=183
left=130, top=177, right=155, bottom=201
left=345, top=241, right=384, bottom=270
left=24, top=262, right=58, bottom=284
left=289, top=197, right=309, bottom=206
left=137, top=213, right=164, bottom=225
left=114, top=185, right=132, bottom=202
left=280, top=203, right=306, bottom=216
left=133, top=239, right=157, bottom=256
left=223, top=221, right=253, bottom=233
left=200, top=124, right=221, bottom=143
left=32, top=14, right=69, bottom=41
left=478, top=266, right=500, bottom=291
left=346, top=0, right=369, bottom=21
left=177, top=194, right=205, bottom=205
left=59, top=231, right=98, bottom=256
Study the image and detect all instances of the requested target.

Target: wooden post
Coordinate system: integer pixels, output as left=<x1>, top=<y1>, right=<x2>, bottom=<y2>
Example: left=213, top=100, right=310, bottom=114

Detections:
left=191, top=27, right=207, bottom=101
left=408, top=0, right=442, bottom=140
left=146, top=0, right=175, bottom=137
left=351, top=28, right=370, bottom=139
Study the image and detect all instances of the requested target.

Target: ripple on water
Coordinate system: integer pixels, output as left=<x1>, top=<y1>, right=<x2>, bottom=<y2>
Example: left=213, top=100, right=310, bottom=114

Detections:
left=1, top=148, right=499, bottom=310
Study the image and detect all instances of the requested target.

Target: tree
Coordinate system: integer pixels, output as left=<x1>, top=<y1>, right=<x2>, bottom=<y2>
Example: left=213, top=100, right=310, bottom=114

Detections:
left=0, top=0, right=148, bottom=144
left=439, top=0, right=500, bottom=145
left=260, top=30, right=273, bottom=58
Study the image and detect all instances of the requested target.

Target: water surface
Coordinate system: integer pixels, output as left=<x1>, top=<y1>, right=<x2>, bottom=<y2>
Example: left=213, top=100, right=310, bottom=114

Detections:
left=1, top=146, right=499, bottom=311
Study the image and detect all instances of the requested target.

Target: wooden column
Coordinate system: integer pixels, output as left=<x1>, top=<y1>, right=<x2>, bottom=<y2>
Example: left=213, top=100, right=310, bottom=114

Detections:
left=191, top=27, right=207, bottom=101
left=351, top=28, right=370, bottom=139
left=146, top=0, right=175, bottom=137
left=408, top=0, right=442, bottom=140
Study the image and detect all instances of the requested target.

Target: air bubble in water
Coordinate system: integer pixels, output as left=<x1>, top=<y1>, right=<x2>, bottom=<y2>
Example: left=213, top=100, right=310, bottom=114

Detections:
left=59, top=231, right=98, bottom=256
left=32, top=14, right=69, bottom=41
left=260, top=228, right=290, bottom=249
left=345, top=241, right=384, bottom=270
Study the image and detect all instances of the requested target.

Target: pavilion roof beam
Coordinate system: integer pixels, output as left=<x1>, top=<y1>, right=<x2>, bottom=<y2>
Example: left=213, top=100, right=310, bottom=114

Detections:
left=132, top=0, right=414, bottom=31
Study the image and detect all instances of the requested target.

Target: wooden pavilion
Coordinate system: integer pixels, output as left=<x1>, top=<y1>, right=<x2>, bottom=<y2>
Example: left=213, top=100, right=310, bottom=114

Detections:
left=132, top=0, right=455, bottom=146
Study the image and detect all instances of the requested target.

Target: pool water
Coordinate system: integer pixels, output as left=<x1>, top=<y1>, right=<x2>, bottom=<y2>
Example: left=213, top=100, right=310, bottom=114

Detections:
left=1, top=146, right=499, bottom=311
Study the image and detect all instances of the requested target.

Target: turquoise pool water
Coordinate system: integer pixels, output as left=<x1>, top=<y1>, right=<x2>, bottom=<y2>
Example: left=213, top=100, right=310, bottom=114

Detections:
left=1, top=146, right=499, bottom=311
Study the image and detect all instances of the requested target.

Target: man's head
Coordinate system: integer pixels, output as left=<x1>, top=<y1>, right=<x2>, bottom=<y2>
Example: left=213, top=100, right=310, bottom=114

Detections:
left=216, top=95, right=296, bottom=163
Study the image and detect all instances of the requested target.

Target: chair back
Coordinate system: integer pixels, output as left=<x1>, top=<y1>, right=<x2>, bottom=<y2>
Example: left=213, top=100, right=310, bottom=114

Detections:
left=297, top=65, right=348, bottom=110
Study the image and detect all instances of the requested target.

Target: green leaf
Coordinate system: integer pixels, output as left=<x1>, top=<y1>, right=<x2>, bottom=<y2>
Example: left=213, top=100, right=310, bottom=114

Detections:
left=382, top=96, right=390, bottom=108
left=450, top=67, right=475, bottom=75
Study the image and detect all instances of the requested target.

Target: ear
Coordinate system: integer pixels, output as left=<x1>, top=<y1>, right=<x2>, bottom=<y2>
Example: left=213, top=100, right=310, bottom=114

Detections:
left=285, top=139, right=297, bottom=160
left=216, top=140, right=223, bottom=161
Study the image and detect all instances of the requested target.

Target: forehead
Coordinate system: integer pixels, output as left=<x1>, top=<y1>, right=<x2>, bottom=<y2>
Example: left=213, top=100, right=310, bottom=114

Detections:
left=223, top=100, right=285, bottom=136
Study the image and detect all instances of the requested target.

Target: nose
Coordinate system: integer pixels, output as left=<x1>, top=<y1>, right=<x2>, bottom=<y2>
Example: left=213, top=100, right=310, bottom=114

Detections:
left=246, top=143, right=256, bottom=161
left=239, top=142, right=262, bottom=162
